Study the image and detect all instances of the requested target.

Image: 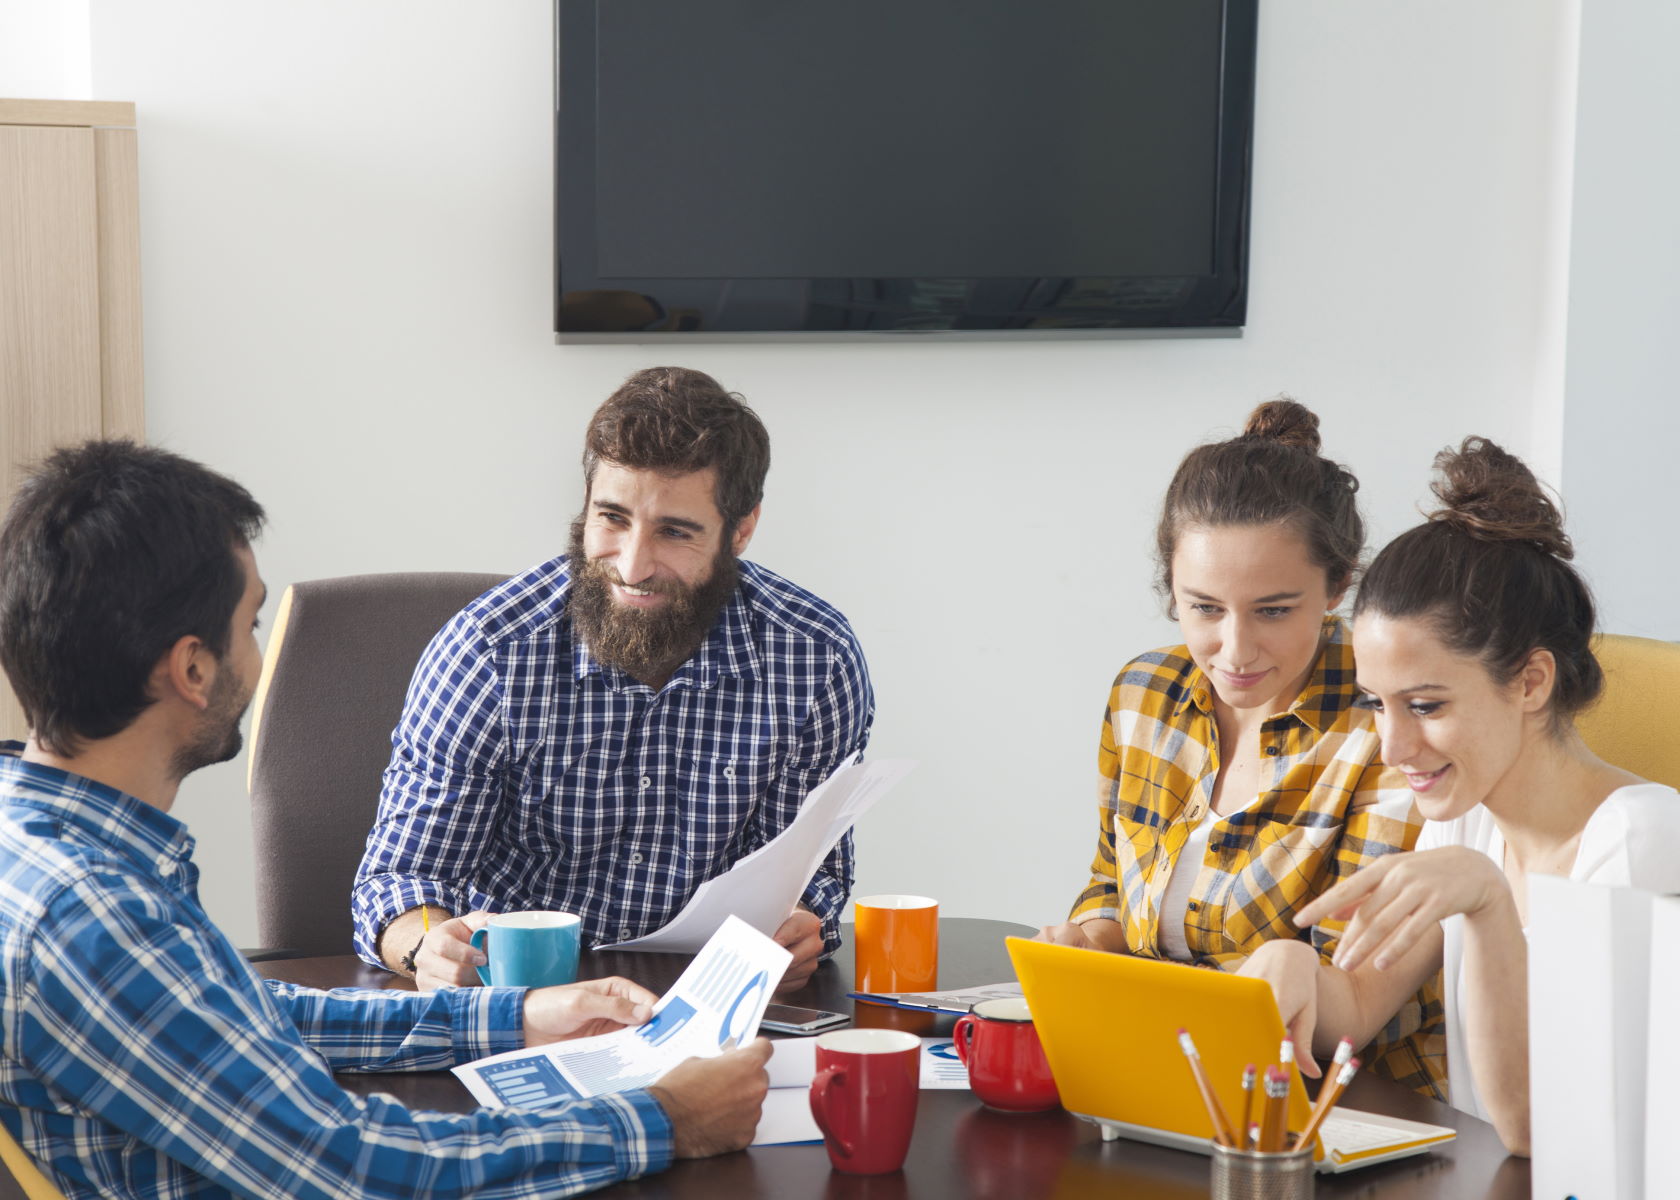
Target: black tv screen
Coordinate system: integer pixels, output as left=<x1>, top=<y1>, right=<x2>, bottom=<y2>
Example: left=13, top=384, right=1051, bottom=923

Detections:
left=555, top=0, right=1258, bottom=337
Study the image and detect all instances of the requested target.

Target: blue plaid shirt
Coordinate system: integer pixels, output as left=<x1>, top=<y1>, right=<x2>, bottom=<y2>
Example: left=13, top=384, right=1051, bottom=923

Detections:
left=0, top=752, right=672, bottom=1200
left=352, top=557, right=874, bottom=965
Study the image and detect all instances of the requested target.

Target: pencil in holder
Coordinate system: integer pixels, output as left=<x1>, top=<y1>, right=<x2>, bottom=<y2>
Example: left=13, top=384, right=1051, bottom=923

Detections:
left=1210, top=1137, right=1314, bottom=1200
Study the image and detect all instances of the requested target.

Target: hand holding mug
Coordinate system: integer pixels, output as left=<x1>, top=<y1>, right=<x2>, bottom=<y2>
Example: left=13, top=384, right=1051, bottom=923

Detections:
left=412, top=910, right=493, bottom=991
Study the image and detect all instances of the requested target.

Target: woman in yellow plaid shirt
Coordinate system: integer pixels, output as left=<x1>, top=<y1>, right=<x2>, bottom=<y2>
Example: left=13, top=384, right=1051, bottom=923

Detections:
left=1037, top=399, right=1444, bottom=1097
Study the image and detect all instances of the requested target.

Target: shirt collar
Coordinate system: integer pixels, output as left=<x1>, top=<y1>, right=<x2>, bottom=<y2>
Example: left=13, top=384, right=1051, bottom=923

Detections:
left=1179, top=614, right=1352, bottom=733
left=0, top=753, right=197, bottom=883
left=568, top=569, right=762, bottom=693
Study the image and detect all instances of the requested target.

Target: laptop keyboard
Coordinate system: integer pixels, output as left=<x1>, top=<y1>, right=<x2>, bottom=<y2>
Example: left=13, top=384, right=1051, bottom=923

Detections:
left=1322, top=1115, right=1401, bottom=1153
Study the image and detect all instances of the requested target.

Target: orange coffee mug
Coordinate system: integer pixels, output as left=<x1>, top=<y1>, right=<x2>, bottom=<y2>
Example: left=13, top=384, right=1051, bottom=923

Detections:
left=854, top=894, right=938, bottom=993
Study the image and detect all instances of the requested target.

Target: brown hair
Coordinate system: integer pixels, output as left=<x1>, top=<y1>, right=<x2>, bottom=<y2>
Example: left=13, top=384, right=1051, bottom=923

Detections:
left=0, top=440, right=264, bottom=755
left=1353, top=437, right=1602, bottom=725
left=1155, top=398, right=1363, bottom=604
left=583, top=367, right=770, bottom=525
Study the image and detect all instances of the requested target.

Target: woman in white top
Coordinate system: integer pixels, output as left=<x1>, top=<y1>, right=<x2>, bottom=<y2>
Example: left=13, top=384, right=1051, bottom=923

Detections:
left=1242, top=436, right=1680, bottom=1156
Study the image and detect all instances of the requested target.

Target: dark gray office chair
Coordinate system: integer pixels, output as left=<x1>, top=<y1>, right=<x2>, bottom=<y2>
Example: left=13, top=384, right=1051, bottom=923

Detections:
left=245, top=571, right=507, bottom=959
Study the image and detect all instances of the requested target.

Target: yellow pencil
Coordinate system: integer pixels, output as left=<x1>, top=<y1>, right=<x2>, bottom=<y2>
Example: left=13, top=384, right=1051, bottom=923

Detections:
left=1239, top=1064, right=1257, bottom=1145
left=422, top=906, right=431, bottom=933
left=1298, top=1056, right=1361, bottom=1150
left=1177, top=1029, right=1240, bottom=1147
left=1259, top=1066, right=1290, bottom=1152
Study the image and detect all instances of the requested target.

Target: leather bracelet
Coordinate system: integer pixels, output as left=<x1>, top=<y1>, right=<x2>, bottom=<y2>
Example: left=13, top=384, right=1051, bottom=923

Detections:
left=399, top=933, right=427, bottom=975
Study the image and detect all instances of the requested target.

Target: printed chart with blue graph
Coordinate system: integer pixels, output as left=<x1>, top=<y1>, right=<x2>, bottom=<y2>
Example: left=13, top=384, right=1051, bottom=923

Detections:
left=470, top=1056, right=581, bottom=1109
left=671, top=943, right=770, bottom=1050
left=637, top=997, right=696, bottom=1047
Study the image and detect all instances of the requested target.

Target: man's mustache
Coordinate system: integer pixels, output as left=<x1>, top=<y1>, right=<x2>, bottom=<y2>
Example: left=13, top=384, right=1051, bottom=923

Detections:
left=601, top=568, right=684, bottom=598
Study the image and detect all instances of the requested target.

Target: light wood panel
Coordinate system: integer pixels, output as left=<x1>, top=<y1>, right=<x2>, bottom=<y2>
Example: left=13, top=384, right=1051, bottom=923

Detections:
left=0, top=101, right=143, bottom=741
left=95, top=128, right=145, bottom=440
left=0, top=99, right=135, bottom=128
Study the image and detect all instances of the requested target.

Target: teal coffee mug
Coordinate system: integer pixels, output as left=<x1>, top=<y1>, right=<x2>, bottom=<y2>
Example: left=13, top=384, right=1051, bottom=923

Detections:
left=470, top=911, right=582, bottom=987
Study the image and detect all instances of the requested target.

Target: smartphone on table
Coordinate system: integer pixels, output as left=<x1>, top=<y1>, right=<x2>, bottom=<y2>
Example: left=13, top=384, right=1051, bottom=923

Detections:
left=759, top=1003, right=851, bottom=1035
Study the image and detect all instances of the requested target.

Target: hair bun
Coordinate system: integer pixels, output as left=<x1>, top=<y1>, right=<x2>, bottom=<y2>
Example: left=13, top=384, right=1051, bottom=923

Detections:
left=1429, top=436, right=1572, bottom=558
left=1242, top=398, right=1322, bottom=453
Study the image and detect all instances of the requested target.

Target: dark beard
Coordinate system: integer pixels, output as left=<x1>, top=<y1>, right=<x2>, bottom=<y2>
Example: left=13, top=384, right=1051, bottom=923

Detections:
left=566, top=520, right=741, bottom=685
left=170, top=658, right=249, bottom=781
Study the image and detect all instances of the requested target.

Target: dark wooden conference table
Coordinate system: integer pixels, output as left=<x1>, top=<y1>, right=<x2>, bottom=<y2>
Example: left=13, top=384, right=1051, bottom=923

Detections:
left=257, top=919, right=1529, bottom=1199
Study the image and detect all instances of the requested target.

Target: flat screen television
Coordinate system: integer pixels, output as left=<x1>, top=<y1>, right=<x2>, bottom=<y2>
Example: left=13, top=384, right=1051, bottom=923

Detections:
left=555, top=0, right=1258, bottom=339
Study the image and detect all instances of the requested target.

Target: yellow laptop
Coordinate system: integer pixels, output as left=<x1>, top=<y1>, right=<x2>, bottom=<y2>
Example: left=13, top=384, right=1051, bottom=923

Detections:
left=1007, top=938, right=1455, bottom=1173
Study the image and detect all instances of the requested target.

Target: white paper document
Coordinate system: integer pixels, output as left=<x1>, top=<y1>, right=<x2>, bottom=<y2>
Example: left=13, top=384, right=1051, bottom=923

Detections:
left=602, top=757, right=915, bottom=952
left=753, top=1088, right=824, bottom=1146
left=850, top=981, right=1025, bottom=1014
left=917, top=1038, right=971, bottom=1088
left=454, top=916, right=791, bottom=1107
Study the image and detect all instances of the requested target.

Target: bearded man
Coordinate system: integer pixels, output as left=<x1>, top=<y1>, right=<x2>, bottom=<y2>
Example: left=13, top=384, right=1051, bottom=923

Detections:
left=353, top=368, right=875, bottom=993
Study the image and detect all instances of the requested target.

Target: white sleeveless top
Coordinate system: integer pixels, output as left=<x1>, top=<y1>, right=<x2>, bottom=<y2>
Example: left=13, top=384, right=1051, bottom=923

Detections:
left=1417, top=783, right=1680, bottom=1119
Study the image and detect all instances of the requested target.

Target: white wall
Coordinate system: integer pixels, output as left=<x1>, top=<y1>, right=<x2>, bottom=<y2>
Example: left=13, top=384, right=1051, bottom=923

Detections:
left=83, top=0, right=1580, bottom=946
left=1562, top=0, right=1680, bottom=639
left=0, top=0, right=90, bottom=100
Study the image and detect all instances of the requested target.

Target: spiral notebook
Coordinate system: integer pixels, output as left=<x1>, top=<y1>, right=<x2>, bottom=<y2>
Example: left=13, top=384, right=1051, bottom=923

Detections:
left=1006, top=938, right=1456, bottom=1173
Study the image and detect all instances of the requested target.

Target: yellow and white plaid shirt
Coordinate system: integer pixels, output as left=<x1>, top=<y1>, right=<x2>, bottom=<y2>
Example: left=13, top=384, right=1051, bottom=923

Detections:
left=1069, top=616, right=1446, bottom=1097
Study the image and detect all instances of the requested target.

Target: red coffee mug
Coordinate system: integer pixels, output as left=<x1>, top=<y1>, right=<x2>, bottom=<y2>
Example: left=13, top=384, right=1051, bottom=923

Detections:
left=808, top=1029, right=921, bottom=1174
left=952, top=997, right=1060, bottom=1113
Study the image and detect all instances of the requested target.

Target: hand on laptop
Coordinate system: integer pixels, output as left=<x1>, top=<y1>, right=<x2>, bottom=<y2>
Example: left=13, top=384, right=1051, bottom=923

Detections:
left=1033, top=917, right=1127, bottom=953
left=648, top=1039, right=773, bottom=1157
left=522, top=976, right=658, bottom=1046
left=1237, top=940, right=1323, bottom=1078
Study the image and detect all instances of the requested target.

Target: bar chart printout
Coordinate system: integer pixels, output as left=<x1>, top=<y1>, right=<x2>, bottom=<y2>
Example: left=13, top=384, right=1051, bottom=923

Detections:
left=453, top=916, right=792, bottom=1107
left=474, top=1057, right=580, bottom=1107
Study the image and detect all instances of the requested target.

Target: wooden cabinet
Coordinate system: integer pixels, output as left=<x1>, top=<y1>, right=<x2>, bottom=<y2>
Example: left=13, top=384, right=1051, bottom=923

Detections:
left=0, top=98, right=145, bottom=741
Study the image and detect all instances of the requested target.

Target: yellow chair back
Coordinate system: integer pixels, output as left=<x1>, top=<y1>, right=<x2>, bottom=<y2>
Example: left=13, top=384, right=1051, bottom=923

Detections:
left=0, top=1118, right=67, bottom=1200
left=1576, top=634, right=1680, bottom=791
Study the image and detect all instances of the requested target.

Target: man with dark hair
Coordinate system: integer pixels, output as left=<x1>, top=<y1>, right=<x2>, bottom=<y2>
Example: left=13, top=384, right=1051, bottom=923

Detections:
left=0, top=440, right=769, bottom=1200
left=354, top=367, right=874, bottom=992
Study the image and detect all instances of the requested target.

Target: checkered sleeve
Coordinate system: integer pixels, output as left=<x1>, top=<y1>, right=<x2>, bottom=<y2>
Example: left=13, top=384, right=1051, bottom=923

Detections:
left=754, top=638, right=874, bottom=957
left=266, top=979, right=526, bottom=1069
left=1304, top=762, right=1447, bottom=1100
left=351, top=611, right=511, bottom=967
left=19, top=880, right=673, bottom=1199
left=1307, top=760, right=1420, bottom=963
left=1069, top=693, right=1125, bottom=925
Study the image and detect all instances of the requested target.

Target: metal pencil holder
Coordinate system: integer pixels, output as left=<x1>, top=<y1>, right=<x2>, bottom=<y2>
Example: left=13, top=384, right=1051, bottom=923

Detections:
left=1210, top=1139, right=1315, bottom=1200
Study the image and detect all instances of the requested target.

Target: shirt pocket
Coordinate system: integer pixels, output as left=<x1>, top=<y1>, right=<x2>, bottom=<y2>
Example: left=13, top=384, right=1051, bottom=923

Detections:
left=1219, top=815, right=1340, bottom=948
left=676, top=750, right=777, bottom=872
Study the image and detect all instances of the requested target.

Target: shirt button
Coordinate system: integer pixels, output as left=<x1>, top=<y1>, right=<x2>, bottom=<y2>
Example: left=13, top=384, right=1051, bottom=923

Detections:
left=629, top=852, right=644, bottom=864
left=639, top=775, right=652, bottom=789
left=722, top=766, right=735, bottom=779
left=1188, top=900, right=1200, bottom=912
left=1265, top=745, right=1280, bottom=757
left=620, top=927, right=631, bottom=939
